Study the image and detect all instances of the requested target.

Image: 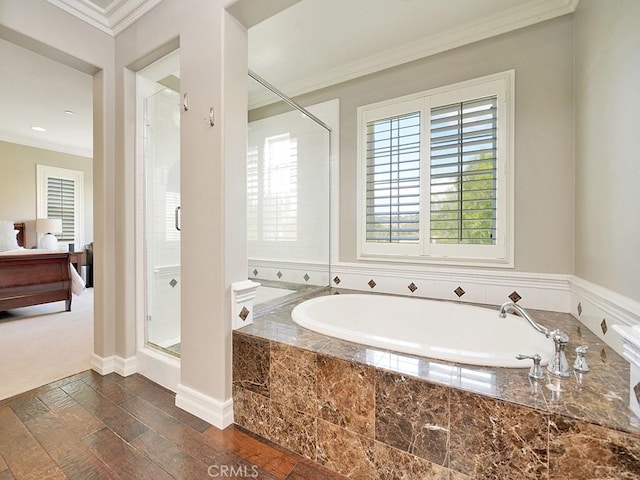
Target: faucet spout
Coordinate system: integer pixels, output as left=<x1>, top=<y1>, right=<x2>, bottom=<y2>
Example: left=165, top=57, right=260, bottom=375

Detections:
left=499, top=302, right=572, bottom=377
left=498, top=302, right=550, bottom=337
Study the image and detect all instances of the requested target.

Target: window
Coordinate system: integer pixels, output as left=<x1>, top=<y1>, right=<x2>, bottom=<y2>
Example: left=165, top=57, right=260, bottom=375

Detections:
left=247, top=133, right=298, bottom=242
left=358, top=71, right=514, bottom=266
left=37, top=165, right=84, bottom=248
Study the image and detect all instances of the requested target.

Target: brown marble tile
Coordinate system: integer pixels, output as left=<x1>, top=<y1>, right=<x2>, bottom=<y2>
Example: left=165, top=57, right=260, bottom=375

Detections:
left=0, top=453, right=7, bottom=472
left=317, top=355, right=375, bottom=437
left=374, top=441, right=450, bottom=480
left=449, top=389, right=549, bottom=480
left=375, top=370, right=450, bottom=467
left=316, top=419, right=375, bottom=480
left=449, top=470, right=473, bottom=480
left=233, top=386, right=270, bottom=438
left=549, top=414, right=640, bottom=479
left=268, top=400, right=317, bottom=461
left=316, top=337, right=386, bottom=367
left=285, top=460, right=350, bottom=480
left=233, top=334, right=271, bottom=397
left=270, top=343, right=317, bottom=415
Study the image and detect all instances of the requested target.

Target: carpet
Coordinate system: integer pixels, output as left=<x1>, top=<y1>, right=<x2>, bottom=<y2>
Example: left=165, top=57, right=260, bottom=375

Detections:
left=0, top=288, right=93, bottom=400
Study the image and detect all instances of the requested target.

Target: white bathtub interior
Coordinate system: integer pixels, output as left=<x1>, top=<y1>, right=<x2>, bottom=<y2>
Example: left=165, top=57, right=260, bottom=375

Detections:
left=292, top=293, right=556, bottom=368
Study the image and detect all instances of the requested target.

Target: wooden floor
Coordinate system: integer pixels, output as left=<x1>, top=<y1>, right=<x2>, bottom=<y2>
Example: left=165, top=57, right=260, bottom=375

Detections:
left=0, top=370, right=347, bottom=480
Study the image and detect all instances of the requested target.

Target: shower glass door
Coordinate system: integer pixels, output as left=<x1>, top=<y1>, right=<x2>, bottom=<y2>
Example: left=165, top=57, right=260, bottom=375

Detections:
left=138, top=51, right=181, bottom=356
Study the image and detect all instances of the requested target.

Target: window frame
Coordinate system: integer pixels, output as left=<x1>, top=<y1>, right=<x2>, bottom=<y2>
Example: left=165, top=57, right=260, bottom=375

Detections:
left=356, top=71, right=515, bottom=267
left=36, top=164, right=84, bottom=249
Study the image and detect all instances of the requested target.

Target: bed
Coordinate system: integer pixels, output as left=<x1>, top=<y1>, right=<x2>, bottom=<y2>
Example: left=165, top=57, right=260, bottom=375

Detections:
left=0, top=222, right=84, bottom=312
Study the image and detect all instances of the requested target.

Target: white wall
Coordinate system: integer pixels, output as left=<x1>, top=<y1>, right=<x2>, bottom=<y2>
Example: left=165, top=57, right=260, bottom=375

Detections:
left=248, top=109, right=330, bottom=264
left=574, top=0, right=640, bottom=304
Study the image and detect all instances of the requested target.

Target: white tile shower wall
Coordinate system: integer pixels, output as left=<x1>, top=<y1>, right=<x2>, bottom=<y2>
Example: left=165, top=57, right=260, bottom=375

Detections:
left=150, top=266, right=181, bottom=348
left=247, top=108, right=330, bottom=266
left=248, top=259, right=329, bottom=287
left=331, top=263, right=572, bottom=313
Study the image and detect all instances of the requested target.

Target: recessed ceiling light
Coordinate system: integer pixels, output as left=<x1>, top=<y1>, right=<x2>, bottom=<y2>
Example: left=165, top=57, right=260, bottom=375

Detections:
left=64, top=110, right=74, bottom=115
left=31, top=126, right=46, bottom=132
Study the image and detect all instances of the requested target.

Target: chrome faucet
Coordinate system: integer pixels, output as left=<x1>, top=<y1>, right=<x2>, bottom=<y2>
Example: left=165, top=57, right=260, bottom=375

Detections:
left=500, top=302, right=571, bottom=377
left=499, top=302, right=549, bottom=336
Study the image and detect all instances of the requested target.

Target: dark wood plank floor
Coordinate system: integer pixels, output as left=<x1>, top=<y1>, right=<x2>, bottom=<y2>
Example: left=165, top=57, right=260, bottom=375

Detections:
left=0, top=371, right=347, bottom=480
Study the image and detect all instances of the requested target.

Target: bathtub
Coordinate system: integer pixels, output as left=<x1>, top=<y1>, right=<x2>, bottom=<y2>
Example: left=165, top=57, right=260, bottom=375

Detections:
left=291, top=294, right=556, bottom=368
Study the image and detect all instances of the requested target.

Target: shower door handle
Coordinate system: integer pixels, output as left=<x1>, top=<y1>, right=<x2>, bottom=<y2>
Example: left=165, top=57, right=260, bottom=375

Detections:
left=175, top=206, right=181, bottom=231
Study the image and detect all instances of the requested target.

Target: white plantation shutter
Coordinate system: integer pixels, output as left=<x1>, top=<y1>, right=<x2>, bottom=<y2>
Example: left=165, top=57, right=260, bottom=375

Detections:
left=429, top=96, right=497, bottom=245
left=358, top=71, right=513, bottom=265
left=37, top=165, right=84, bottom=248
left=46, top=177, right=75, bottom=242
left=365, top=111, right=421, bottom=243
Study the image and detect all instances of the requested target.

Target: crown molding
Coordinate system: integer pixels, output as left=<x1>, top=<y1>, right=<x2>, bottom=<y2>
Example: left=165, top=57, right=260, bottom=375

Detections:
left=250, top=0, right=579, bottom=108
left=0, top=132, right=93, bottom=158
left=45, top=0, right=162, bottom=36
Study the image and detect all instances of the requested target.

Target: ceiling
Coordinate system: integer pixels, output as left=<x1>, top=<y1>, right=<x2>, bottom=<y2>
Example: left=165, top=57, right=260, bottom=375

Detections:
left=1, top=0, right=578, bottom=157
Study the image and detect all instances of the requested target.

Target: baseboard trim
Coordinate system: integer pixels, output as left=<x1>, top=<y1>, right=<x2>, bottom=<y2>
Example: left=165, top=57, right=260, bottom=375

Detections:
left=175, top=383, right=234, bottom=429
left=90, top=354, right=137, bottom=377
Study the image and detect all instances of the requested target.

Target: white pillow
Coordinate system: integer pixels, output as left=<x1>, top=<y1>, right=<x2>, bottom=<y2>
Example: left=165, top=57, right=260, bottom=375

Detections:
left=0, top=221, right=20, bottom=252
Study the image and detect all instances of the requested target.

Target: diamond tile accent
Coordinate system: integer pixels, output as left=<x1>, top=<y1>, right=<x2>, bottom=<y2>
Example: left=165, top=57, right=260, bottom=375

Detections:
left=276, top=271, right=283, bottom=279
left=252, top=269, right=258, bottom=277
left=601, top=318, right=608, bottom=335
left=333, top=276, right=341, bottom=285
left=303, top=273, right=310, bottom=282
left=454, top=286, right=465, bottom=298
left=600, top=348, right=608, bottom=363
left=368, top=279, right=376, bottom=289
left=408, top=282, right=418, bottom=293
left=239, top=306, right=250, bottom=322
left=509, top=291, right=522, bottom=303
left=577, top=302, right=583, bottom=316
left=169, top=279, right=177, bottom=288
left=634, top=382, right=640, bottom=405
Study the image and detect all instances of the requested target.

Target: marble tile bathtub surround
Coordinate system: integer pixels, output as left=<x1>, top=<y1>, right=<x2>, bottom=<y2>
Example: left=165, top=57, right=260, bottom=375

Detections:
left=234, top=288, right=640, bottom=479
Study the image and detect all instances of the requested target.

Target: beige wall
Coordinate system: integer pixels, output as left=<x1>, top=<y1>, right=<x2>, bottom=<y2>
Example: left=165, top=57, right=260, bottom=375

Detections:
left=114, top=0, right=248, bottom=410
left=0, top=0, right=116, bottom=362
left=295, top=16, right=575, bottom=274
left=0, top=141, right=93, bottom=248
left=574, top=0, right=640, bottom=303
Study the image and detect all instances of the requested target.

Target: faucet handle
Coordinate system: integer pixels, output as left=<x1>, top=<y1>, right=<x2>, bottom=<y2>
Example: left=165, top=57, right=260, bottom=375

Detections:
left=574, top=345, right=590, bottom=373
left=550, top=329, right=569, bottom=344
left=516, top=353, right=545, bottom=380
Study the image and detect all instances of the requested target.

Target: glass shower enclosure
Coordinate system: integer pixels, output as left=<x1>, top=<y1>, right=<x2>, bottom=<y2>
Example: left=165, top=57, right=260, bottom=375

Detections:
left=247, top=71, right=332, bottom=310
left=137, top=51, right=181, bottom=356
